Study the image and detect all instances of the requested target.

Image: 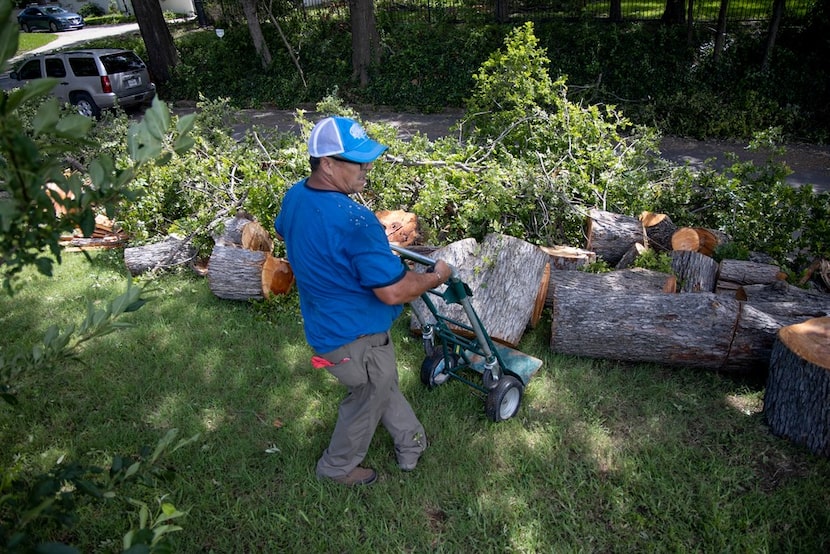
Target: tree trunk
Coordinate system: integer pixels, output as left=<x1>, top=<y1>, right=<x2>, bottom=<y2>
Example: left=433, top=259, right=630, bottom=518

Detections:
left=550, top=290, right=782, bottom=373
left=409, top=233, right=550, bottom=347
left=208, top=245, right=293, bottom=300
left=545, top=267, right=676, bottom=309
left=661, top=0, right=686, bottom=23
left=762, top=0, right=786, bottom=71
left=764, top=317, right=830, bottom=457
left=124, top=236, right=197, bottom=275
left=718, top=259, right=786, bottom=287
left=738, top=281, right=830, bottom=326
left=671, top=227, right=728, bottom=257
left=610, top=0, right=622, bottom=22
left=585, top=209, right=643, bottom=266
left=131, top=0, right=179, bottom=84
left=495, top=0, right=509, bottom=22
left=241, top=0, right=273, bottom=69
left=349, top=0, right=380, bottom=87
left=713, top=0, right=729, bottom=62
left=615, top=242, right=648, bottom=269
left=640, top=211, right=677, bottom=252
left=671, top=250, right=718, bottom=292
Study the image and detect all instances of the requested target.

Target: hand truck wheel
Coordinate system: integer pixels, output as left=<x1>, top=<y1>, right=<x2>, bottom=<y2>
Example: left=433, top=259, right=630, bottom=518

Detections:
left=485, top=375, right=523, bottom=421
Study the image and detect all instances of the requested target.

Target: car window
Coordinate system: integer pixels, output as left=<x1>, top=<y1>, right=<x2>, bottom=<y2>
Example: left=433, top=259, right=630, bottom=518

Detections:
left=17, top=60, right=42, bottom=80
left=101, top=53, right=145, bottom=74
left=44, top=7, right=65, bottom=14
left=67, top=57, right=99, bottom=77
left=45, top=58, right=66, bottom=78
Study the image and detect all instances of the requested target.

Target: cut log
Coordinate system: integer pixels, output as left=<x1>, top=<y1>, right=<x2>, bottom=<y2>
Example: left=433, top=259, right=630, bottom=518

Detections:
left=549, top=290, right=782, bottom=373
left=409, top=233, right=549, bottom=347
left=124, top=236, right=197, bottom=276
left=718, top=259, right=786, bottom=286
left=639, top=211, right=677, bottom=252
left=241, top=220, right=274, bottom=253
left=764, top=317, right=830, bottom=457
left=671, top=250, right=719, bottom=292
left=376, top=209, right=420, bottom=247
left=544, top=267, right=676, bottom=309
left=539, top=245, right=596, bottom=271
left=738, top=281, right=830, bottom=327
left=671, top=227, right=729, bottom=257
left=208, top=245, right=293, bottom=300
left=585, top=209, right=643, bottom=266
left=615, top=242, right=648, bottom=269
left=212, top=213, right=254, bottom=247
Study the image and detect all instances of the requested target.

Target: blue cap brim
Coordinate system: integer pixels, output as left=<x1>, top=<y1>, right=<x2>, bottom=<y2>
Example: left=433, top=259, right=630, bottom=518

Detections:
left=338, top=140, right=388, bottom=163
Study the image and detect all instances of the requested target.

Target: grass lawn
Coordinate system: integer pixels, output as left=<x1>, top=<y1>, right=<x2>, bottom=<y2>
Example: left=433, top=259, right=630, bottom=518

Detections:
left=15, top=32, right=57, bottom=55
left=2, top=251, right=829, bottom=551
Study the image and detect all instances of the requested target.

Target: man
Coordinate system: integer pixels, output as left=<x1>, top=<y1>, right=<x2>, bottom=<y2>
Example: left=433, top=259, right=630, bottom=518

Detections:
left=274, top=116, right=451, bottom=486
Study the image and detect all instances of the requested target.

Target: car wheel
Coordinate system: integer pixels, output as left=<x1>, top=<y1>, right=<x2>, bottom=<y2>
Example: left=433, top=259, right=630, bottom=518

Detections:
left=49, top=21, right=59, bottom=32
left=20, top=23, right=31, bottom=33
left=72, top=93, right=101, bottom=118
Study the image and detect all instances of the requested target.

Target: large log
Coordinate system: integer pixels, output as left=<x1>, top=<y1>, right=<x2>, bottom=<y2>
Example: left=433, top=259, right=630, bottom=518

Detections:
left=376, top=209, right=420, bottom=247
left=544, top=267, right=676, bottom=309
left=671, top=227, right=729, bottom=257
left=718, top=259, right=786, bottom=286
left=539, top=245, right=596, bottom=271
left=124, top=236, right=197, bottom=276
left=639, top=211, right=677, bottom=252
left=208, top=245, right=293, bottom=300
left=212, top=213, right=255, bottom=247
left=764, top=317, right=830, bottom=457
left=739, top=281, right=830, bottom=326
left=671, top=250, right=719, bottom=292
left=549, top=290, right=782, bottom=373
left=409, top=233, right=549, bottom=347
left=585, top=209, right=643, bottom=266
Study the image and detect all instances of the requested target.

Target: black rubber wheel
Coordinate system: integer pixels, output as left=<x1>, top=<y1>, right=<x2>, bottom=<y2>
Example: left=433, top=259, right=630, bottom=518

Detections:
left=21, top=23, right=31, bottom=32
left=49, top=21, right=59, bottom=32
left=72, top=92, right=100, bottom=118
left=485, top=375, right=523, bottom=422
left=420, top=352, right=457, bottom=389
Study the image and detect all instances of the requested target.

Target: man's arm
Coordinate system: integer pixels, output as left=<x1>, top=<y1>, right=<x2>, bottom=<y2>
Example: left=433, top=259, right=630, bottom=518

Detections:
left=373, top=259, right=451, bottom=305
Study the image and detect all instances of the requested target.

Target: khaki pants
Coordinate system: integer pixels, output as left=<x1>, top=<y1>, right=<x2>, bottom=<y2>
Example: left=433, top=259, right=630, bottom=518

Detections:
left=315, top=331, right=426, bottom=479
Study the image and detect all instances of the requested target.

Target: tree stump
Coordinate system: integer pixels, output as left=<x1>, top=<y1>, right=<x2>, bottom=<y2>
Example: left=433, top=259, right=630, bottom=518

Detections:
left=124, top=236, right=197, bottom=276
left=409, top=233, right=549, bottom=347
left=671, top=227, right=729, bottom=257
left=671, top=250, right=719, bottom=292
left=764, top=317, right=830, bottom=457
left=549, top=290, right=782, bottom=372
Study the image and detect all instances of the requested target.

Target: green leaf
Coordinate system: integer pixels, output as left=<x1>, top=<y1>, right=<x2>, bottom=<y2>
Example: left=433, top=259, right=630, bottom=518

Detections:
left=55, top=114, right=94, bottom=139
left=4, top=79, right=58, bottom=112
left=32, top=98, right=61, bottom=134
left=0, top=17, right=18, bottom=66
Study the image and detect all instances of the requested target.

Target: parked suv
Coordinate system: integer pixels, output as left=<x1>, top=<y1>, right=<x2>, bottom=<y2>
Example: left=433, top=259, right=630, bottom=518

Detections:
left=10, top=49, right=156, bottom=117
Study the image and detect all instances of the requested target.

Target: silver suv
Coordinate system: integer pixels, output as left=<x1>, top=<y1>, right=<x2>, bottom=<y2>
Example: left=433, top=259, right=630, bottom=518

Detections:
left=10, top=49, right=156, bottom=117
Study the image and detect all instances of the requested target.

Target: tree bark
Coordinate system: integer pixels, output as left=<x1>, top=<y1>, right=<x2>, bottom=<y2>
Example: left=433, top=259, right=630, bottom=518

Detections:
left=718, top=259, right=786, bottom=287
left=671, top=227, right=728, bottom=257
left=610, top=0, right=622, bottom=21
left=764, top=317, right=830, bottom=457
left=131, top=0, right=179, bottom=84
left=545, top=267, right=676, bottom=309
left=661, top=0, right=686, bottom=23
left=671, top=249, right=718, bottom=292
left=762, top=0, right=786, bottom=71
left=349, top=0, right=380, bottom=87
left=208, top=245, right=293, bottom=300
left=550, top=290, right=782, bottom=373
left=539, top=245, right=596, bottom=271
left=124, top=236, right=197, bottom=275
left=713, top=0, right=729, bottom=62
left=585, top=208, right=643, bottom=266
left=241, top=0, right=273, bottom=69
left=640, top=211, right=677, bottom=252
left=738, top=281, right=830, bottom=326
left=409, top=233, right=549, bottom=347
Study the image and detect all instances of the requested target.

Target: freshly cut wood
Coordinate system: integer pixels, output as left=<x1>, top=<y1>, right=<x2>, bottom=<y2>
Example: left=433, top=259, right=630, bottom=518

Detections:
left=544, top=268, right=675, bottom=309
left=671, top=250, right=718, bottom=292
left=549, top=290, right=782, bottom=372
left=261, top=255, right=294, bottom=296
left=208, top=245, right=271, bottom=300
left=615, top=242, right=647, bottom=269
left=671, top=227, right=729, bottom=257
left=639, top=211, right=677, bottom=252
left=124, top=236, right=197, bottom=276
left=738, top=281, right=830, bottom=327
left=585, top=209, right=643, bottom=266
left=764, top=317, right=830, bottom=457
left=718, top=259, right=786, bottom=286
left=529, top=263, right=550, bottom=329
left=376, top=209, right=420, bottom=247
left=409, top=233, right=549, bottom=347
left=539, top=245, right=596, bottom=271
left=241, top=220, right=274, bottom=253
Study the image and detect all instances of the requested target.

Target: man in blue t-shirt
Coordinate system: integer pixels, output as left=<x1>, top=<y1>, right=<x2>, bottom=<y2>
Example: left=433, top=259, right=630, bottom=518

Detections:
left=275, top=116, right=450, bottom=486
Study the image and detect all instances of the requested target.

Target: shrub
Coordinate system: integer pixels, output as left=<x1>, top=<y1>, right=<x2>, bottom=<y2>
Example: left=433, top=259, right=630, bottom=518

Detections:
left=78, top=2, right=105, bottom=17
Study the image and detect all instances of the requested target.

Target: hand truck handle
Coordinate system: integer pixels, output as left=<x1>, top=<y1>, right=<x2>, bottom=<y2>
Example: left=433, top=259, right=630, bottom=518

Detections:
left=390, top=245, right=458, bottom=280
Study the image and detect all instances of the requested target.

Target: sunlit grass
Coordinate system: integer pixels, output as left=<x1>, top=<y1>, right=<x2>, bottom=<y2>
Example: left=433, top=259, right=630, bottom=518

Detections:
left=15, top=32, right=57, bottom=55
left=2, top=252, right=829, bottom=552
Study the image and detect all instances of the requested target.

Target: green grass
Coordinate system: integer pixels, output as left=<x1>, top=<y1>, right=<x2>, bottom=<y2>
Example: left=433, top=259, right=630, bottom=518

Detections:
left=2, top=252, right=830, bottom=551
left=15, top=32, right=57, bottom=55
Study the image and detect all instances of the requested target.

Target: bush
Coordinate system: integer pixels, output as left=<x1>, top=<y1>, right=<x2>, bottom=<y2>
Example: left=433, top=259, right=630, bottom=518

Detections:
left=77, top=2, right=105, bottom=17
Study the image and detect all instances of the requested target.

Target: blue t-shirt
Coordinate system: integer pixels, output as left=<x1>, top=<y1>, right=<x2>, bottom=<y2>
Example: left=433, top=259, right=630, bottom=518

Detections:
left=274, top=179, right=406, bottom=353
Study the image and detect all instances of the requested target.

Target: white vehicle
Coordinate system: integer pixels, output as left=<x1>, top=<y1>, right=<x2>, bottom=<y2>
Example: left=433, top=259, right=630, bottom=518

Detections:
left=10, top=48, right=156, bottom=117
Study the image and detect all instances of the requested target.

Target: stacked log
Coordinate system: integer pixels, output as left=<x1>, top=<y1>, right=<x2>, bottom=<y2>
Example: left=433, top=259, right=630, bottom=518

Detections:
left=585, top=209, right=642, bottom=266
left=207, top=216, right=293, bottom=300
left=409, top=233, right=549, bottom=347
left=671, top=227, right=729, bottom=257
left=124, top=236, right=197, bottom=276
left=764, top=317, right=830, bottom=457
